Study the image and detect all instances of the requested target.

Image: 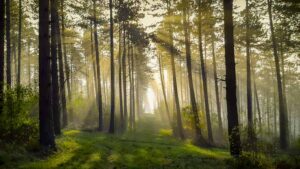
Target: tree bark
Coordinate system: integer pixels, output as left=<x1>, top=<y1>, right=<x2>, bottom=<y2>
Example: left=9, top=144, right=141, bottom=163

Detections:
left=122, top=28, right=127, bottom=132
left=6, top=0, right=11, bottom=88
left=51, top=0, right=61, bottom=135
left=211, top=34, right=223, bottom=136
left=245, top=0, right=255, bottom=144
left=109, top=0, right=115, bottom=133
left=0, top=0, right=4, bottom=114
left=183, top=2, right=202, bottom=143
left=267, top=0, right=289, bottom=149
left=39, top=0, right=55, bottom=148
left=168, top=0, right=184, bottom=139
left=17, top=0, right=21, bottom=86
left=197, top=3, right=213, bottom=144
left=223, top=0, right=241, bottom=156
left=93, top=0, right=103, bottom=131
left=158, top=54, right=171, bottom=125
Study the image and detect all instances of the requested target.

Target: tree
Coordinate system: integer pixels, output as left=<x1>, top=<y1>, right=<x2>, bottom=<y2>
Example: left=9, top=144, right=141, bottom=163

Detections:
left=182, top=0, right=203, bottom=144
left=51, top=0, right=61, bottom=135
left=267, top=0, right=288, bottom=149
left=17, top=0, right=21, bottom=86
left=0, top=0, right=4, bottom=115
left=39, top=0, right=55, bottom=148
left=6, top=0, right=11, bottom=88
left=108, top=0, right=115, bottom=134
left=93, top=0, right=103, bottom=131
left=223, top=0, right=241, bottom=156
left=245, top=0, right=255, bottom=144
left=197, top=0, right=213, bottom=144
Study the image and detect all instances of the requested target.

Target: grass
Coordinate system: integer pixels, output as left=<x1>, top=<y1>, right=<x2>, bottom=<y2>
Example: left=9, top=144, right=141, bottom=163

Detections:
left=0, top=128, right=230, bottom=169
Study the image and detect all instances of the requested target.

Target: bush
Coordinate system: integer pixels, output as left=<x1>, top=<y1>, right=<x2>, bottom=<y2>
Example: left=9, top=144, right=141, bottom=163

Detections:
left=226, top=152, right=273, bottom=169
left=0, top=86, right=38, bottom=145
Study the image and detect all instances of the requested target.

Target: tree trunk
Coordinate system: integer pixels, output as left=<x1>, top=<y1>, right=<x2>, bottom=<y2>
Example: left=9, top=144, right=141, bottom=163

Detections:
left=39, top=0, right=55, bottom=148
left=6, top=0, right=11, bottom=88
left=93, top=0, right=103, bottom=131
left=61, top=0, right=71, bottom=126
left=118, top=23, right=124, bottom=131
left=51, top=0, right=61, bottom=135
left=17, top=0, right=21, bottom=86
left=183, top=3, right=202, bottom=143
left=158, top=54, right=171, bottom=125
left=122, top=28, right=127, bottom=131
left=223, top=0, right=241, bottom=156
left=108, top=0, right=115, bottom=133
left=211, top=34, right=223, bottom=136
left=0, top=0, right=4, bottom=114
left=197, top=3, right=213, bottom=144
left=245, top=0, right=255, bottom=144
left=168, top=0, right=184, bottom=139
left=267, top=0, right=288, bottom=149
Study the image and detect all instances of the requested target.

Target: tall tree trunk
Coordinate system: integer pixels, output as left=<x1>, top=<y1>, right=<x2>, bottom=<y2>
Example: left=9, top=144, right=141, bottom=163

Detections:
left=183, top=2, right=202, bottom=143
left=93, top=0, right=103, bottom=131
left=131, top=46, right=135, bottom=130
left=0, top=0, right=4, bottom=114
left=168, top=0, right=184, bottom=139
left=57, top=15, right=67, bottom=128
left=17, top=0, right=21, bottom=86
left=267, top=0, right=288, bottom=149
left=90, top=21, right=97, bottom=99
left=211, top=34, right=223, bottom=136
left=197, top=3, right=213, bottom=144
left=158, top=54, right=171, bottom=125
left=6, top=0, right=11, bottom=88
left=223, top=0, right=241, bottom=156
left=128, top=43, right=132, bottom=130
left=118, top=23, right=124, bottom=131
left=245, top=0, right=255, bottom=144
left=51, top=0, right=61, bottom=135
left=27, top=40, right=31, bottom=86
left=39, top=0, right=55, bottom=148
left=108, top=0, right=115, bottom=133
left=122, top=28, right=127, bottom=131
left=61, top=0, right=71, bottom=126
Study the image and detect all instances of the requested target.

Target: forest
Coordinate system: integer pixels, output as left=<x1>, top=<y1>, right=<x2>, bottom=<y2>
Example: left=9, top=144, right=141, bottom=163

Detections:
left=0, top=0, right=299, bottom=168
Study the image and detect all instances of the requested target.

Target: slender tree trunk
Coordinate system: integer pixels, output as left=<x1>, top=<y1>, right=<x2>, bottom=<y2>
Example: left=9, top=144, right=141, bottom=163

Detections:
left=93, top=0, right=103, bottom=131
left=0, top=0, right=4, bottom=114
left=108, top=0, right=115, bottom=133
left=57, top=15, right=67, bottom=128
left=168, top=0, right=184, bottom=139
left=122, top=28, right=127, bottom=131
left=90, top=21, right=97, bottom=99
left=61, top=0, right=71, bottom=126
left=51, top=0, right=61, bottom=135
left=17, top=0, right=21, bottom=86
left=118, top=23, right=124, bottom=131
left=253, top=79, right=262, bottom=132
left=245, top=0, right=255, bottom=144
left=223, top=0, right=241, bottom=156
left=183, top=3, right=203, bottom=143
left=267, top=0, right=288, bottom=149
left=158, top=54, right=171, bottom=125
left=27, top=40, right=31, bottom=86
left=128, top=43, right=132, bottom=130
left=211, top=34, right=223, bottom=136
left=6, top=0, right=11, bottom=88
left=131, top=46, right=135, bottom=130
left=197, top=3, right=213, bottom=144
left=39, top=0, right=55, bottom=148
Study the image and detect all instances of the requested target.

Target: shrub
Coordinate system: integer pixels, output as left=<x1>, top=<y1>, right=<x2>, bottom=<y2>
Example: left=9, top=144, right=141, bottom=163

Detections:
left=0, top=86, right=38, bottom=145
left=226, top=152, right=273, bottom=169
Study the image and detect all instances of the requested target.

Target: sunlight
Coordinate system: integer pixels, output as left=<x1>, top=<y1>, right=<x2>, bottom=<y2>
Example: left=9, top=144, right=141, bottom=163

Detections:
left=145, top=87, right=156, bottom=114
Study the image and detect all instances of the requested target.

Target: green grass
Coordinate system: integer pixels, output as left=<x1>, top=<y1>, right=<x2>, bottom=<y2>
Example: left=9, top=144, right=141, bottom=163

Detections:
left=1, top=129, right=230, bottom=169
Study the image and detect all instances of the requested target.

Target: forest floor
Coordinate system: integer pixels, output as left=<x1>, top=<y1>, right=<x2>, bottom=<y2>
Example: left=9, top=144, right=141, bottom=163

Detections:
left=1, top=127, right=230, bottom=169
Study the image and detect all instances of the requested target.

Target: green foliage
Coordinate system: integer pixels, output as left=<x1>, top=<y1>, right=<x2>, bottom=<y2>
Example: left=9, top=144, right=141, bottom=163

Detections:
left=0, top=86, right=38, bottom=145
left=3, top=130, right=229, bottom=169
left=226, top=152, right=273, bottom=169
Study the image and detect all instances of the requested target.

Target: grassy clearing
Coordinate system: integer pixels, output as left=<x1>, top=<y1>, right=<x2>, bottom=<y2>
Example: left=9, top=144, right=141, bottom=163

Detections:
left=1, top=129, right=230, bottom=169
